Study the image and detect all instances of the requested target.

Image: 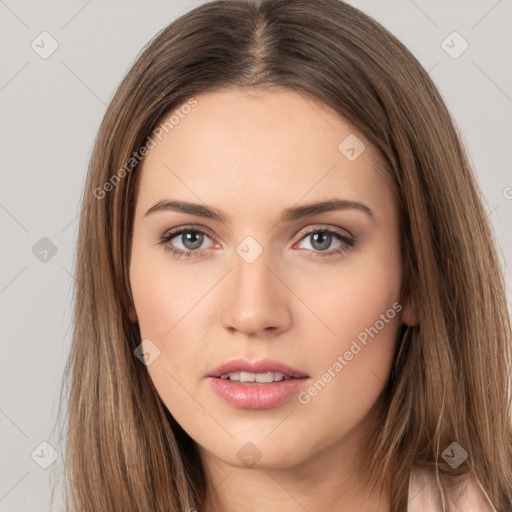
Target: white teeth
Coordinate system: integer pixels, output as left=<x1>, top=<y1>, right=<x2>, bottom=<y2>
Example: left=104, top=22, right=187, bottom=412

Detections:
left=255, top=372, right=273, bottom=383
left=240, top=371, right=255, bottom=382
left=219, top=371, right=288, bottom=382
left=221, top=371, right=240, bottom=380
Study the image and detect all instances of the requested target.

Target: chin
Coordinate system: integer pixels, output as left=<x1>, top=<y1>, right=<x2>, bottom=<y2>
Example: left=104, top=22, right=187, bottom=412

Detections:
left=200, top=434, right=312, bottom=470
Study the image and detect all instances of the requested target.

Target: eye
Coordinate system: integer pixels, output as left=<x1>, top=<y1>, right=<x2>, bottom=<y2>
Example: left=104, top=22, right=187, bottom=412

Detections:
left=159, top=227, right=215, bottom=259
left=295, top=227, right=355, bottom=258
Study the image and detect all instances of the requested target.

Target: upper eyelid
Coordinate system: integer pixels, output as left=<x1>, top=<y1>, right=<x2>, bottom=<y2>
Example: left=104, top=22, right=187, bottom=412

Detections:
left=161, top=225, right=217, bottom=243
left=296, top=224, right=353, bottom=239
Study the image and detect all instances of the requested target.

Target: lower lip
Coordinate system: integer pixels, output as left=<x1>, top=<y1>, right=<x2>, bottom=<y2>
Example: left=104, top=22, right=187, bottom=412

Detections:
left=208, top=377, right=309, bottom=410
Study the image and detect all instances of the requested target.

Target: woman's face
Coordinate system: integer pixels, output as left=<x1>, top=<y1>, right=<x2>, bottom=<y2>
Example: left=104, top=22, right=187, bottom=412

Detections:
left=129, top=88, right=414, bottom=471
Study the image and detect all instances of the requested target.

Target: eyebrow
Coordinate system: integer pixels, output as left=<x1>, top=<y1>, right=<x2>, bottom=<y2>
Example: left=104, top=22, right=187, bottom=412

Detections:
left=144, top=198, right=375, bottom=223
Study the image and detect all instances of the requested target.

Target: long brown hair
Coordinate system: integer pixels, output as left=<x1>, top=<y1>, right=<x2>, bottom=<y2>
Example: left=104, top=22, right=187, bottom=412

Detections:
left=59, top=0, right=512, bottom=510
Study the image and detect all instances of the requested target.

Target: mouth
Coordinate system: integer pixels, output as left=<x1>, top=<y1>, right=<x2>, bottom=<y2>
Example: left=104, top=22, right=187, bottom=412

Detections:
left=219, top=371, right=293, bottom=383
left=208, top=357, right=309, bottom=379
left=207, top=358, right=309, bottom=409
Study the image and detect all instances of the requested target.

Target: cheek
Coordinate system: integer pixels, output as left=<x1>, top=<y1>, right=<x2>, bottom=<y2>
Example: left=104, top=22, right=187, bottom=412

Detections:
left=130, top=249, right=212, bottom=435
left=297, top=235, right=403, bottom=349
left=129, top=243, right=212, bottom=379
left=130, top=241, right=197, bottom=338
left=295, top=305, right=399, bottom=453
left=293, top=239, right=403, bottom=431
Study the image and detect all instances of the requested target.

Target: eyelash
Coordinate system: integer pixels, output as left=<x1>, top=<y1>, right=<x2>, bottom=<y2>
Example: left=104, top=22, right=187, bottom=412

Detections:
left=159, top=225, right=355, bottom=260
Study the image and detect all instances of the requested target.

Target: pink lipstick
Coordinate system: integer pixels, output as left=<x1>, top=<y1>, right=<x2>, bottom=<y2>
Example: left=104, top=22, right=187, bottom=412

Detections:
left=206, top=358, right=309, bottom=410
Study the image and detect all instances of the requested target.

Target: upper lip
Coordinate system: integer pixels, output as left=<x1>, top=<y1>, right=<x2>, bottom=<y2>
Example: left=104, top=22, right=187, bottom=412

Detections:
left=207, top=358, right=309, bottom=379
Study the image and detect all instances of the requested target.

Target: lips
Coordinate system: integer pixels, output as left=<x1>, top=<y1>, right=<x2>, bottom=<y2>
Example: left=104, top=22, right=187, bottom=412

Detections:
left=206, top=358, right=309, bottom=410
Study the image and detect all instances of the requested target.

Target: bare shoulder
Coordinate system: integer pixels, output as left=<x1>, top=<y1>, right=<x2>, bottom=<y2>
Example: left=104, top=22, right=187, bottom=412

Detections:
left=407, top=465, right=498, bottom=512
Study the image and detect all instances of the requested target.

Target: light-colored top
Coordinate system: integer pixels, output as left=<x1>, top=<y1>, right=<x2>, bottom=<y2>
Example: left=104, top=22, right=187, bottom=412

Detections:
left=407, top=465, right=498, bottom=511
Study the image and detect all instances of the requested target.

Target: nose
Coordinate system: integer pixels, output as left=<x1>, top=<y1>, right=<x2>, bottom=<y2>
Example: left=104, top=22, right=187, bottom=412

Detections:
left=220, top=246, right=292, bottom=339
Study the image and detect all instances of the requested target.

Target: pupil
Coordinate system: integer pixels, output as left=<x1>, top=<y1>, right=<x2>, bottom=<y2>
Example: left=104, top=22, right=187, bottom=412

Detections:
left=183, top=232, right=203, bottom=250
left=311, top=232, right=331, bottom=251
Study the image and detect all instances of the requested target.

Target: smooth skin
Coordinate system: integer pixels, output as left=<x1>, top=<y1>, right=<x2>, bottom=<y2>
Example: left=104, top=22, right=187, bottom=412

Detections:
left=129, top=88, right=416, bottom=512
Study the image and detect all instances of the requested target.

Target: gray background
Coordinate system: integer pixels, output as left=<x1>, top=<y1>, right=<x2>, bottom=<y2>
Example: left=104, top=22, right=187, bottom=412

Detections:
left=1, top=1, right=511, bottom=510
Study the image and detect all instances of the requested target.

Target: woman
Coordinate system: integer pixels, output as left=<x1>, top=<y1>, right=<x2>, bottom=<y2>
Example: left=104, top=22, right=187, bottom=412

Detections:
left=61, top=0, right=512, bottom=510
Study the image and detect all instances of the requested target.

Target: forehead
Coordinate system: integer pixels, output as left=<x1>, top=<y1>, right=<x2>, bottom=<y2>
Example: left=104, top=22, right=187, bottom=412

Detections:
left=136, top=88, right=393, bottom=221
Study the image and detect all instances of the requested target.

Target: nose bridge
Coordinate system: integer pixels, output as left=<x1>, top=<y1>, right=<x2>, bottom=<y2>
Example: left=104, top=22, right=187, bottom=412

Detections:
left=221, top=238, right=290, bottom=335
left=233, top=243, right=272, bottom=298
